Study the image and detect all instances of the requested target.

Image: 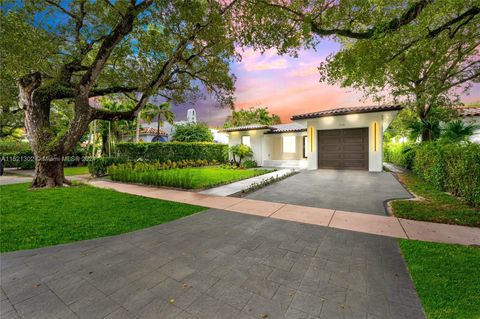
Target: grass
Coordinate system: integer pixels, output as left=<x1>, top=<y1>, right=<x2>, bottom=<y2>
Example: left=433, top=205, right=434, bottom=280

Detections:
left=391, top=173, right=480, bottom=227
left=64, top=166, right=89, bottom=176
left=0, top=183, right=205, bottom=252
left=400, top=240, right=480, bottom=319
left=109, top=166, right=271, bottom=189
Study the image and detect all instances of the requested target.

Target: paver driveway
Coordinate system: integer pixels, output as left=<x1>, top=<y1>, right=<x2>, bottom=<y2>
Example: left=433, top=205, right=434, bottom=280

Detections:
left=245, top=170, right=412, bottom=215
left=1, top=210, right=425, bottom=319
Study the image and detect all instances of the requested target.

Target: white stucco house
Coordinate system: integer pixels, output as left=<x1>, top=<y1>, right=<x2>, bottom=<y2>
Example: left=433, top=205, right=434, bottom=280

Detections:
left=459, top=107, right=480, bottom=144
left=221, top=105, right=403, bottom=172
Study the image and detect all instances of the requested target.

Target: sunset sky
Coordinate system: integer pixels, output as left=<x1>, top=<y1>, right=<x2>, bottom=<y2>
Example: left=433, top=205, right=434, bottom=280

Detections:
left=171, top=40, right=480, bottom=127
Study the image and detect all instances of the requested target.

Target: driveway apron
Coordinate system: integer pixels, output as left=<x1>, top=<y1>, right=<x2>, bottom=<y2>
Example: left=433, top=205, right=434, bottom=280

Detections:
left=1, top=209, right=425, bottom=319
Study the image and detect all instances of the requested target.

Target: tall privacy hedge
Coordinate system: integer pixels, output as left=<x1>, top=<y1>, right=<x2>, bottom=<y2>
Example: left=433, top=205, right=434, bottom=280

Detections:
left=413, top=142, right=480, bottom=207
left=384, top=142, right=416, bottom=169
left=116, top=142, right=228, bottom=163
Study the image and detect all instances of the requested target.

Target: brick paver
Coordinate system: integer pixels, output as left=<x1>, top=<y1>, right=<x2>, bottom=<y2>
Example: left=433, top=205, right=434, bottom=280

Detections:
left=1, top=210, right=426, bottom=319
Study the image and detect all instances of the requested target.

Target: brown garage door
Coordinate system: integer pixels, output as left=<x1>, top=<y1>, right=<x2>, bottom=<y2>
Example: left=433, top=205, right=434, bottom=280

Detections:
left=318, top=128, right=368, bottom=170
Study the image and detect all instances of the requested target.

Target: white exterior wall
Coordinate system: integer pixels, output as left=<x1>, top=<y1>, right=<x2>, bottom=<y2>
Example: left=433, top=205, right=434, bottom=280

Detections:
left=463, top=117, right=480, bottom=144
left=262, top=132, right=308, bottom=168
left=227, top=129, right=267, bottom=165
left=297, top=111, right=398, bottom=172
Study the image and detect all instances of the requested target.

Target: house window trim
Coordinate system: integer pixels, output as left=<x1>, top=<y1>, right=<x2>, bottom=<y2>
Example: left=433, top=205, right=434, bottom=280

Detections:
left=302, top=136, right=307, bottom=158
left=282, top=135, right=296, bottom=153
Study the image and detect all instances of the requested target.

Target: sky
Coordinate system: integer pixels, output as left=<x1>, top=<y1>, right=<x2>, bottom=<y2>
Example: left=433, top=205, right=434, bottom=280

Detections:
left=172, top=40, right=480, bottom=127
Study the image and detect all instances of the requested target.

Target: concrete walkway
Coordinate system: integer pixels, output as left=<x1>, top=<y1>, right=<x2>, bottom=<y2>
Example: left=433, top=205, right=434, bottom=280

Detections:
left=90, top=180, right=480, bottom=246
left=199, top=169, right=293, bottom=196
left=1, top=209, right=426, bottom=319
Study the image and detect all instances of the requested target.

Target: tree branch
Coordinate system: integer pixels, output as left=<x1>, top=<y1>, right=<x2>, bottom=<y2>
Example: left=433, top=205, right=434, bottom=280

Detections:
left=428, top=6, right=480, bottom=38
left=78, top=1, right=153, bottom=94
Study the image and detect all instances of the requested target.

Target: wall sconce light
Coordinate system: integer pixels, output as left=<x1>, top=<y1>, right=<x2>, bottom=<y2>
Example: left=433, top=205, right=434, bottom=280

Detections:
left=373, top=122, right=378, bottom=152
left=308, top=127, right=314, bottom=152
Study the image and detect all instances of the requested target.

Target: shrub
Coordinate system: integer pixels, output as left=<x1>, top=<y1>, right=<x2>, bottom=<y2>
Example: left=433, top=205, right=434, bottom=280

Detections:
left=108, top=166, right=194, bottom=189
left=171, top=122, right=214, bottom=142
left=242, top=159, right=257, bottom=168
left=0, top=139, right=30, bottom=153
left=384, top=142, right=416, bottom=169
left=16, top=150, right=35, bottom=170
left=230, top=144, right=253, bottom=167
left=116, top=142, right=227, bottom=163
left=88, top=157, right=127, bottom=177
left=413, top=142, right=480, bottom=206
left=0, top=152, right=20, bottom=168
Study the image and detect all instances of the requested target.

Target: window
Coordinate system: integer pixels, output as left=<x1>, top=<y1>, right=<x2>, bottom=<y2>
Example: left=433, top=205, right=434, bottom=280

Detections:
left=303, top=136, right=308, bottom=158
left=241, top=135, right=251, bottom=147
left=283, top=136, right=296, bottom=153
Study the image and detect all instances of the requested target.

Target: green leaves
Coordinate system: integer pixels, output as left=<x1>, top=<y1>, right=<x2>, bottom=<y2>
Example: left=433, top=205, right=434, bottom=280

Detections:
left=224, top=107, right=281, bottom=128
left=171, top=122, right=214, bottom=142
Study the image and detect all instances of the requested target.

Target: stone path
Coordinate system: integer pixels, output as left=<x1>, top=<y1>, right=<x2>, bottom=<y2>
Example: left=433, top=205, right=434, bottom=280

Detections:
left=199, top=169, right=294, bottom=196
left=1, top=210, right=426, bottom=319
left=90, top=180, right=480, bottom=246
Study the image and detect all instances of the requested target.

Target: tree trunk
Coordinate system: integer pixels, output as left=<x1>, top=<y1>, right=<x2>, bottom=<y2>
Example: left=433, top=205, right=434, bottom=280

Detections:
left=421, top=129, right=432, bottom=142
left=136, top=113, right=141, bottom=143
left=19, top=73, right=71, bottom=188
left=31, top=160, right=68, bottom=188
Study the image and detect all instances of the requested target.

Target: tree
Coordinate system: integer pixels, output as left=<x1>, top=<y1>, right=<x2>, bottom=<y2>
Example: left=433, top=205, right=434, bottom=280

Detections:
left=224, top=107, right=281, bottom=128
left=171, top=122, right=214, bottom=142
left=316, top=1, right=479, bottom=141
left=136, top=102, right=175, bottom=143
left=230, top=144, right=253, bottom=167
left=236, top=1, right=478, bottom=54
left=441, top=120, right=480, bottom=143
left=2, top=0, right=238, bottom=187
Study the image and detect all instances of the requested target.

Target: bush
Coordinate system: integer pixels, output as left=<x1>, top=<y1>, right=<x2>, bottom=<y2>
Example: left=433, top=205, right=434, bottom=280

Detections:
left=108, top=164, right=194, bottom=189
left=384, top=142, right=416, bottom=169
left=0, top=152, right=20, bottom=168
left=230, top=144, right=253, bottom=167
left=88, top=157, right=127, bottom=177
left=116, top=142, right=227, bottom=163
left=171, top=122, right=214, bottom=142
left=413, top=142, right=480, bottom=207
left=242, top=159, right=257, bottom=168
left=0, top=139, right=30, bottom=153
left=0, top=149, right=87, bottom=170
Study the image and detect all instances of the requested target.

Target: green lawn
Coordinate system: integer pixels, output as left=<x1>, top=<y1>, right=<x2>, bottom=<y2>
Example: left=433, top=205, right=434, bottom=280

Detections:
left=391, top=173, right=480, bottom=227
left=109, top=166, right=271, bottom=189
left=0, top=183, right=205, bottom=252
left=64, top=166, right=89, bottom=176
left=400, top=240, right=480, bottom=319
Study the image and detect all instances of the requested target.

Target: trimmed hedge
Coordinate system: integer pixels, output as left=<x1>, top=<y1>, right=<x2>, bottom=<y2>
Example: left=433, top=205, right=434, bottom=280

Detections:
left=116, top=142, right=228, bottom=163
left=0, top=149, right=87, bottom=170
left=384, top=142, right=416, bottom=169
left=0, top=140, right=30, bottom=153
left=413, top=142, right=480, bottom=207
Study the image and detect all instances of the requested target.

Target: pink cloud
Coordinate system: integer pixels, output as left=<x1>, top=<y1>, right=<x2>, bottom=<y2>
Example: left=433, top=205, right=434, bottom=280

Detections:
left=239, top=48, right=289, bottom=71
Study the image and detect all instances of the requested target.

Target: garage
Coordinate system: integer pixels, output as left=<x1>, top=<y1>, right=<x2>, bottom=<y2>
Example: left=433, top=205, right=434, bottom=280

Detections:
left=317, top=128, right=368, bottom=170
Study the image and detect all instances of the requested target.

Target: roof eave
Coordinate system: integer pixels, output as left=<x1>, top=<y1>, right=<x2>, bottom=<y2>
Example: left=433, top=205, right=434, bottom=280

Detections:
left=291, top=106, right=403, bottom=121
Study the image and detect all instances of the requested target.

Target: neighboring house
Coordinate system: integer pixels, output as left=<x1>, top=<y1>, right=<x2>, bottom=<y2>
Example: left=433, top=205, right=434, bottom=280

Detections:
left=458, top=107, right=480, bottom=144
left=221, top=105, right=402, bottom=171
left=121, top=127, right=169, bottom=142
left=136, top=108, right=228, bottom=143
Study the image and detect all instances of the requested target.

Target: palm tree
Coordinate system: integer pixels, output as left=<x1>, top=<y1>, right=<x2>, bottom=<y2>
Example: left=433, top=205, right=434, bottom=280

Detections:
left=441, top=120, right=479, bottom=143
left=136, top=102, right=175, bottom=143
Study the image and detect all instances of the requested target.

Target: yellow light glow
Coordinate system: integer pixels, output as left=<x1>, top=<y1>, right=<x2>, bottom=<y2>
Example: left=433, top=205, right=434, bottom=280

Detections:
left=308, top=127, right=314, bottom=152
left=322, top=116, right=334, bottom=124
left=373, top=122, right=378, bottom=151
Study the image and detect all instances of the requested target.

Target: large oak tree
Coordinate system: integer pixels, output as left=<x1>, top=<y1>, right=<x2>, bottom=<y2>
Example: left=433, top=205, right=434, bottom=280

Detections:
left=2, top=0, right=237, bottom=187
left=235, top=0, right=479, bottom=141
